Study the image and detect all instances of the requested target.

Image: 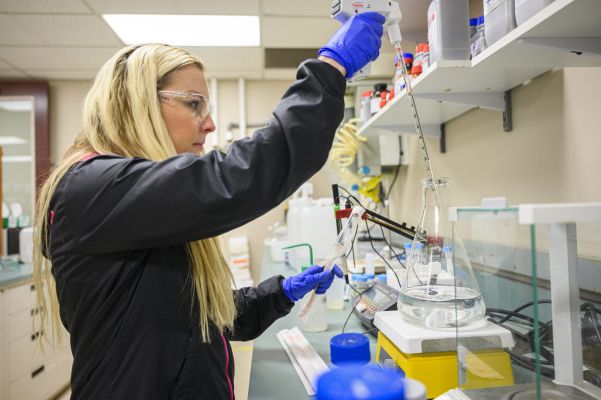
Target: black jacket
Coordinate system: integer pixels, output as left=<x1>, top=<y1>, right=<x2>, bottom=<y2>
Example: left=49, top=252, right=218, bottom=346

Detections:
left=47, top=60, right=345, bottom=399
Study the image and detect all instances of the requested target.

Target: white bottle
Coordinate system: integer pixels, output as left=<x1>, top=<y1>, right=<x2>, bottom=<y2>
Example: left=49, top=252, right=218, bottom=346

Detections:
left=364, top=252, right=375, bottom=276
left=470, top=15, right=487, bottom=58
left=483, top=0, right=517, bottom=47
left=427, top=0, right=470, bottom=65
left=299, top=293, right=327, bottom=332
left=326, top=276, right=345, bottom=310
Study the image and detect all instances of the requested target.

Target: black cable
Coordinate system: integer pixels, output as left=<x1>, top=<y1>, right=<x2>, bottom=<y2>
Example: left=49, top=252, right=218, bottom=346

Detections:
left=487, top=308, right=552, bottom=331
left=364, top=220, right=402, bottom=290
left=499, top=299, right=552, bottom=323
left=342, top=283, right=372, bottom=334
left=385, top=165, right=401, bottom=202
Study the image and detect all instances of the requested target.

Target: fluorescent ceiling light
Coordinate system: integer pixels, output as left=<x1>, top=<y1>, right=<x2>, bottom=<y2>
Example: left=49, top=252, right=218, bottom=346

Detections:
left=103, top=14, right=260, bottom=47
left=0, top=100, right=32, bottom=112
left=0, top=136, right=27, bottom=145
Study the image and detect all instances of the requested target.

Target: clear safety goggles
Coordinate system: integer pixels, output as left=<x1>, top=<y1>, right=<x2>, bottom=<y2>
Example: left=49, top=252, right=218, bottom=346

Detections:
left=158, top=90, right=214, bottom=121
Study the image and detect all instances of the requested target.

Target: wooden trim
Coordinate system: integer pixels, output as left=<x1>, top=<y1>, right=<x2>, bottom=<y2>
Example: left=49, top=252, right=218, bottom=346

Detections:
left=0, top=81, right=51, bottom=193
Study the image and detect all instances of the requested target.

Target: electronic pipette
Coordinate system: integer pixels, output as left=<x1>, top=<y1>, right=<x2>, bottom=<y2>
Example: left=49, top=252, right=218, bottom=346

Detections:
left=330, top=0, right=438, bottom=186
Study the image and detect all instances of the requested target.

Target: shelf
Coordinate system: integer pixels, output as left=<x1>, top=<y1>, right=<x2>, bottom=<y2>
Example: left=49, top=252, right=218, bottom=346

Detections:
left=358, top=0, right=601, bottom=139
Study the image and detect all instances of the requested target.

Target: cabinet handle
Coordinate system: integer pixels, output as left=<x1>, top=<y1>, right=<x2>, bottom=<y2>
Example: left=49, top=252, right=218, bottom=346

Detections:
left=31, top=365, right=45, bottom=379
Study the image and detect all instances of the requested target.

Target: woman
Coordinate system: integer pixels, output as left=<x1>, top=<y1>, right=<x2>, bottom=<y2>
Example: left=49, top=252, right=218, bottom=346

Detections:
left=33, top=13, right=385, bottom=400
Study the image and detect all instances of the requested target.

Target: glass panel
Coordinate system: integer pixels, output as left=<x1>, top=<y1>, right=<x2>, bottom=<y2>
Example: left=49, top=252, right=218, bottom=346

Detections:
left=0, top=97, right=35, bottom=231
left=453, top=208, right=543, bottom=398
left=577, top=222, right=601, bottom=392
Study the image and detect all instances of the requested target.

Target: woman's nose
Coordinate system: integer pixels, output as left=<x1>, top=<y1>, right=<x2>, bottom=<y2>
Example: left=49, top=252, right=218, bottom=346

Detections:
left=201, top=114, right=216, bottom=134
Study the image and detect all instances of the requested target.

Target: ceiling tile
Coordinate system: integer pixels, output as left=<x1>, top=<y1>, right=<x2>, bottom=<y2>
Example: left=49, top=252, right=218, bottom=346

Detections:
left=86, top=0, right=259, bottom=15
left=0, top=15, right=45, bottom=46
left=0, top=0, right=90, bottom=13
left=262, top=17, right=338, bottom=48
left=0, top=46, right=120, bottom=70
left=183, top=47, right=263, bottom=71
left=15, top=15, right=122, bottom=46
left=262, top=0, right=329, bottom=17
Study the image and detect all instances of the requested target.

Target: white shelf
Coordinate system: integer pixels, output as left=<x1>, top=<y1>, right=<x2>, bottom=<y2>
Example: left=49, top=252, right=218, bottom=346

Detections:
left=358, top=0, right=601, bottom=139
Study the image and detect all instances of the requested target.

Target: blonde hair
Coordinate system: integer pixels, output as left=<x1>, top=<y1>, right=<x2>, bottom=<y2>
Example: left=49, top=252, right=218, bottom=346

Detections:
left=33, top=44, right=236, bottom=344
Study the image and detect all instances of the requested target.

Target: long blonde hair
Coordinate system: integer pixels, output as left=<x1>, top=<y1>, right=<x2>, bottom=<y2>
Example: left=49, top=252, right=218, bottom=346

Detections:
left=33, top=44, right=236, bottom=344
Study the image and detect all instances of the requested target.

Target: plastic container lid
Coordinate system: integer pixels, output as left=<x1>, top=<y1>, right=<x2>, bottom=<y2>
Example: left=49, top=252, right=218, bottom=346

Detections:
left=354, top=275, right=368, bottom=282
left=377, top=274, right=387, bottom=282
left=316, top=364, right=405, bottom=400
left=403, top=243, right=413, bottom=250
left=330, top=333, right=370, bottom=366
left=364, top=274, right=375, bottom=280
left=469, top=17, right=478, bottom=26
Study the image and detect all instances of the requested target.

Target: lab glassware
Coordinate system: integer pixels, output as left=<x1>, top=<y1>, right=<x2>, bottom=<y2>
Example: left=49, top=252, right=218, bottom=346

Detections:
left=397, top=178, right=485, bottom=328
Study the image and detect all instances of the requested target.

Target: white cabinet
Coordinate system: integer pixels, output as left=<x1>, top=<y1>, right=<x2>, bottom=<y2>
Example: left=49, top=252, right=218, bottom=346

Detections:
left=0, top=280, right=72, bottom=400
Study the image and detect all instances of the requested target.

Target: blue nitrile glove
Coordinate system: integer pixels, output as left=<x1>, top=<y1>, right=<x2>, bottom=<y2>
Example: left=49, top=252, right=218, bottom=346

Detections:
left=282, top=265, right=345, bottom=302
left=318, top=12, right=386, bottom=79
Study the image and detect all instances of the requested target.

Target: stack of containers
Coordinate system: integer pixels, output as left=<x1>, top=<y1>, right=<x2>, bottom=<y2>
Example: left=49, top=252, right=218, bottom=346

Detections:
left=483, top=0, right=517, bottom=47
left=427, top=0, right=470, bottom=65
left=228, top=236, right=254, bottom=288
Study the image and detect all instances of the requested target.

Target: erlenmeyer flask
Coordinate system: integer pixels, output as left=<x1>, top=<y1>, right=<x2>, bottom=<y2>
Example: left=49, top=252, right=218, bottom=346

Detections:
left=397, top=178, right=485, bottom=328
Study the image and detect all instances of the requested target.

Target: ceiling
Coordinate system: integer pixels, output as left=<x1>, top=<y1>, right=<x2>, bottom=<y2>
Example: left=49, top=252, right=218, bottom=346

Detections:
left=0, top=0, right=429, bottom=81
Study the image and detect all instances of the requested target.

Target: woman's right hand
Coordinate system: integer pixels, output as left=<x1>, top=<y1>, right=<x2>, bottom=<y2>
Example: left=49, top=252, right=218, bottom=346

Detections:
left=318, top=12, right=386, bottom=79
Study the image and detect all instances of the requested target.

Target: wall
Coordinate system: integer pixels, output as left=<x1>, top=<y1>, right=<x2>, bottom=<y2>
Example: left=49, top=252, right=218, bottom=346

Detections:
left=385, top=67, right=601, bottom=259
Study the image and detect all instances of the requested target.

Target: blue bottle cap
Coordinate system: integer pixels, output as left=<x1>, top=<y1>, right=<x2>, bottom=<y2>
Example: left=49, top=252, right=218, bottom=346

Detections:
left=469, top=17, right=478, bottom=26
left=377, top=274, right=387, bottom=282
left=351, top=184, right=360, bottom=191
left=316, top=364, right=405, bottom=400
left=361, top=166, right=371, bottom=174
left=402, top=52, right=413, bottom=59
left=478, top=15, right=485, bottom=25
left=330, top=333, right=370, bottom=366
left=351, top=273, right=363, bottom=281
left=403, top=243, right=412, bottom=249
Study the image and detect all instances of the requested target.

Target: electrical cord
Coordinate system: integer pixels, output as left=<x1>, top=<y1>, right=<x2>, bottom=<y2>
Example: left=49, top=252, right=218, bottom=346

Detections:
left=384, top=164, right=401, bottom=202
left=499, top=299, right=552, bottom=323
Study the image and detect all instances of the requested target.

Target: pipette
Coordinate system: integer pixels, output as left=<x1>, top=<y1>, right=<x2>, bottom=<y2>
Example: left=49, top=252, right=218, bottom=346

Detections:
left=297, top=206, right=365, bottom=320
left=331, top=0, right=438, bottom=188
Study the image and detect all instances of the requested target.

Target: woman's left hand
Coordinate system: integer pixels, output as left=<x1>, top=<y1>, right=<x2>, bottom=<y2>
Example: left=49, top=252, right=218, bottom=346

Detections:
left=281, top=265, right=344, bottom=302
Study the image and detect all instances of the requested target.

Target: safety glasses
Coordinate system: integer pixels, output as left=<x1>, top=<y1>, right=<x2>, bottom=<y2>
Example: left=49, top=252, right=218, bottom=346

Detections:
left=158, top=90, right=213, bottom=121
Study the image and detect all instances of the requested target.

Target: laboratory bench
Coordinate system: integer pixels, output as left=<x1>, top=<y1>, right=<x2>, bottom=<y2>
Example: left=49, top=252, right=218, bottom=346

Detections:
left=248, top=252, right=378, bottom=400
